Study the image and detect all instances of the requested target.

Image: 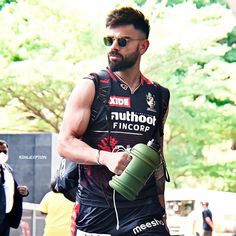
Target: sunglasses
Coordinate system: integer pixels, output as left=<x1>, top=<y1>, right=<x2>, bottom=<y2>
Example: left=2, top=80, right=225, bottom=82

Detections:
left=103, top=36, right=144, bottom=48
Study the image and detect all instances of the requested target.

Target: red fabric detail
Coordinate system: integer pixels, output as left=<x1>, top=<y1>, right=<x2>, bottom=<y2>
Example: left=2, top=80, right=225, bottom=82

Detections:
left=71, top=203, right=80, bottom=236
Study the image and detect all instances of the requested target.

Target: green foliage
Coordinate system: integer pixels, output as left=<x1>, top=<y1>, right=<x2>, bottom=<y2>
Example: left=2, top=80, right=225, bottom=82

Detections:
left=134, top=0, right=147, bottom=6
left=170, top=161, right=236, bottom=192
left=223, top=26, right=236, bottom=62
left=143, top=2, right=236, bottom=191
left=226, top=26, right=236, bottom=46
left=193, top=0, right=227, bottom=8
left=0, top=0, right=15, bottom=10
left=164, top=0, right=227, bottom=8
left=223, top=48, right=236, bottom=62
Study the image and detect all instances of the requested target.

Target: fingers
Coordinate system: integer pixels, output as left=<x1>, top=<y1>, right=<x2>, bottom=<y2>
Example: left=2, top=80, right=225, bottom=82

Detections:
left=17, top=186, right=29, bottom=196
left=115, top=152, right=132, bottom=175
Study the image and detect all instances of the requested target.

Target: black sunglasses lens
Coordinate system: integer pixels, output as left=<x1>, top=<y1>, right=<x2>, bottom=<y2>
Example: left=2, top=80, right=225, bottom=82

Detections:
left=118, top=38, right=127, bottom=47
left=103, top=37, right=113, bottom=46
left=103, top=37, right=128, bottom=47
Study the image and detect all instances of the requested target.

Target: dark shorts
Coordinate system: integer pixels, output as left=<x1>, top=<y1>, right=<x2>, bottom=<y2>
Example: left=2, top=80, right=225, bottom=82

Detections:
left=74, top=203, right=170, bottom=236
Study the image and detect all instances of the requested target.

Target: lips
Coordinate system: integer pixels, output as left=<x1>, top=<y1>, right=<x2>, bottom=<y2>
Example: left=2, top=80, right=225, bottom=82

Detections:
left=109, top=52, right=122, bottom=61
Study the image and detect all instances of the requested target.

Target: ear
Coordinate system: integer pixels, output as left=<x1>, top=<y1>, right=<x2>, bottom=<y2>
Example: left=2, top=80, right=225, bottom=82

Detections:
left=139, top=39, right=149, bottom=55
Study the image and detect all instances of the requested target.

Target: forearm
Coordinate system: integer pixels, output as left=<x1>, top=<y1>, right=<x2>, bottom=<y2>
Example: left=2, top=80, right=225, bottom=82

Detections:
left=57, top=135, right=130, bottom=175
left=57, top=135, right=103, bottom=165
left=205, top=217, right=214, bottom=230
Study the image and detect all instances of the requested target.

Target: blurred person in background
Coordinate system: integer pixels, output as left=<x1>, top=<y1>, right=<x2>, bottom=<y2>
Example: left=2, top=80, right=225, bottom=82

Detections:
left=0, top=139, right=29, bottom=236
left=39, top=179, right=74, bottom=236
left=201, top=201, right=214, bottom=236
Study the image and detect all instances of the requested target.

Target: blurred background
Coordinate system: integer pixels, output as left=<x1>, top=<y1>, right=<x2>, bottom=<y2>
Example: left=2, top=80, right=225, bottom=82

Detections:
left=0, top=0, right=235, bottom=235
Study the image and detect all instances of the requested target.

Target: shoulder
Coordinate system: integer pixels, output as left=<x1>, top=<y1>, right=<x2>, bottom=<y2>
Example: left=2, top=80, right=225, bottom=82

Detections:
left=154, top=83, right=170, bottom=101
left=68, top=78, right=95, bottom=107
left=83, top=69, right=111, bottom=88
left=141, top=74, right=170, bottom=101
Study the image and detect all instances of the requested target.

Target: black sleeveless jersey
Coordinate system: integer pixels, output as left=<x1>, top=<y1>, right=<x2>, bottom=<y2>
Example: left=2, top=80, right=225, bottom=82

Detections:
left=78, top=69, right=170, bottom=208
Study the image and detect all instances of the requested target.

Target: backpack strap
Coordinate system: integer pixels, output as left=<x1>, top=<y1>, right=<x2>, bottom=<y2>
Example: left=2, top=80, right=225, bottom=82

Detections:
left=87, top=70, right=113, bottom=151
left=153, top=82, right=170, bottom=139
left=89, top=70, right=111, bottom=123
left=153, top=82, right=171, bottom=182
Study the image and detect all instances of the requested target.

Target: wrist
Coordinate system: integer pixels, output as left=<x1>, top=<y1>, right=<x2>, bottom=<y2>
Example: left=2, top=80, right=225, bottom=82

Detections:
left=96, top=150, right=102, bottom=165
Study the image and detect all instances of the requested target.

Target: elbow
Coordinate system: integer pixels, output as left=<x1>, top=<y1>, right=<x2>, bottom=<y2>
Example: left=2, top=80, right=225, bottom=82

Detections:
left=57, top=135, right=68, bottom=158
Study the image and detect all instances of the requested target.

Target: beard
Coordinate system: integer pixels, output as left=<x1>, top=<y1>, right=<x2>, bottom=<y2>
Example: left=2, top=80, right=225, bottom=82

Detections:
left=108, top=50, right=139, bottom=72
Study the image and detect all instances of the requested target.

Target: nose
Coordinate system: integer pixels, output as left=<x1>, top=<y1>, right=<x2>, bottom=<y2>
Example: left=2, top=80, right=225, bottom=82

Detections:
left=110, top=38, right=120, bottom=50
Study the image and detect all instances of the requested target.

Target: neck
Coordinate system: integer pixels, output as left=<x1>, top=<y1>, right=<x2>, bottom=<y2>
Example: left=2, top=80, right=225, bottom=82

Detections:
left=114, top=70, right=141, bottom=92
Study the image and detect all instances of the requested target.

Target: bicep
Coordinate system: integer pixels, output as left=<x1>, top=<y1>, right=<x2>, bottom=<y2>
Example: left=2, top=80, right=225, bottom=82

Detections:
left=59, top=79, right=95, bottom=139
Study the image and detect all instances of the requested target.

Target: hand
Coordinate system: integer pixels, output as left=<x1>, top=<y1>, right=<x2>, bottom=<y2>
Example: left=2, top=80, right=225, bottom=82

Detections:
left=101, top=151, right=132, bottom=175
left=17, top=185, right=29, bottom=196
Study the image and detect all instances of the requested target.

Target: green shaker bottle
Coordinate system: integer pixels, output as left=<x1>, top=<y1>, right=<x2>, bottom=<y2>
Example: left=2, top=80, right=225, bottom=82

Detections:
left=109, top=139, right=161, bottom=201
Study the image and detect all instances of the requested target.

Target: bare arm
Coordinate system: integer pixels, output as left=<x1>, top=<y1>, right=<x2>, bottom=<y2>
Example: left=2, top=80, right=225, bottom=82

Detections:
left=57, top=78, right=131, bottom=174
left=57, top=79, right=97, bottom=164
left=205, top=216, right=214, bottom=230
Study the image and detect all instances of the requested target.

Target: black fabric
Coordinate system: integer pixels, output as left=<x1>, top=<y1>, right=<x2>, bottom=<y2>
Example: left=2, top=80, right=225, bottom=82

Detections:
left=0, top=164, right=23, bottom=229
left=78, top=70, right=170, bottom=208
left=0, top=176, right=6, bottom=224
left=0, top=216, right=10, bottom=236
left=6, top=181, right=23, bottom=228
left=55, top=158, right=79, bottom=202
left=76, top=201, right=170, bottom=236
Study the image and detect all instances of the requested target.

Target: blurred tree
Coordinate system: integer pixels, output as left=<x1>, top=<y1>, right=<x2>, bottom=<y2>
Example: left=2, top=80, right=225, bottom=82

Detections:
left=143, top=2, right=236, bottom=191
left=0, top=0, right=15, bottom=10
left=0, top=0, right=108, bottom=132
left=156, top=0, right=227, bottom=8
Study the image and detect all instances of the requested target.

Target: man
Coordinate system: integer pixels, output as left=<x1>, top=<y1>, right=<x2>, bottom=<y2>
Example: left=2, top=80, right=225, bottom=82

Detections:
left=57, top=6, right=170, bottom=236
left=201, top=201, right=214, bottom=236
left=0, top=140, right=29, bottom=236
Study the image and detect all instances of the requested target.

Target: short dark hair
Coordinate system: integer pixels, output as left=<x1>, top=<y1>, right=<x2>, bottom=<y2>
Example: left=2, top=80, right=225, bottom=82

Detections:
left=51, top=179, right=58, bottom=193
left=0, top=140, right=8, bottom=148
left=106, top=7, right=150, bottom=39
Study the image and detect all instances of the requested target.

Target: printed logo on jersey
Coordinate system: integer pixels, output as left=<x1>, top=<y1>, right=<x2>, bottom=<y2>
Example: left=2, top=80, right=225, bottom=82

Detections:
left=120, top=83, right=128, bottom=90
left=98, top=136, right=118, bottom=152
left=109, top=96, right=131, bottom=108
left=111, top=111, right=157, bottom=133
left=146, top=92, right=156, bottom=112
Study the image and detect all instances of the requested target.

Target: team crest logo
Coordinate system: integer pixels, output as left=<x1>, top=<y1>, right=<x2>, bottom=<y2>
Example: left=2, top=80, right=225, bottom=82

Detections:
left=146, top=92, right=156, bottom=112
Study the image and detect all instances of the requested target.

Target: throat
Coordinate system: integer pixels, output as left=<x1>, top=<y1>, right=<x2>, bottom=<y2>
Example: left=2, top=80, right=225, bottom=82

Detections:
left=114, top=72, right=141, bottom=93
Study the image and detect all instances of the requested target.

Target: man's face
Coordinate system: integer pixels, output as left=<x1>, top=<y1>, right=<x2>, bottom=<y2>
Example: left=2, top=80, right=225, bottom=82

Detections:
left=0, top=143, right=8, bottom=164
left=105, top=25, right=148, bottom=72
left=0, top=143, right=8, bottom=154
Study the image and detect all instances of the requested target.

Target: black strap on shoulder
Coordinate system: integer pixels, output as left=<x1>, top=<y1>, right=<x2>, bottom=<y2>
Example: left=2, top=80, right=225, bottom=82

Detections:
left=153, top=82, right=171, bottom=182
left=90, top=70, right=111, bottom=123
